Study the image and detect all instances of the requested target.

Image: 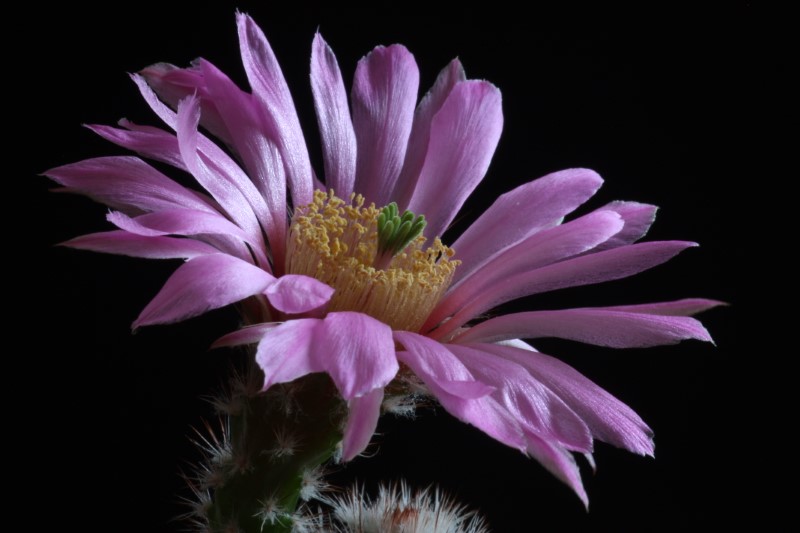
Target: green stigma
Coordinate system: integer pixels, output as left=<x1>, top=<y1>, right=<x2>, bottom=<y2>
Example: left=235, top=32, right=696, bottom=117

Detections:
left=376, top=202, right=427, bottom=259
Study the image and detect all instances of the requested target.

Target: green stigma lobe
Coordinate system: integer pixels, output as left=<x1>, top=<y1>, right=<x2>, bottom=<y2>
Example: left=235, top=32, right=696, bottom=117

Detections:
left=377, top=202, right=427, bottom=258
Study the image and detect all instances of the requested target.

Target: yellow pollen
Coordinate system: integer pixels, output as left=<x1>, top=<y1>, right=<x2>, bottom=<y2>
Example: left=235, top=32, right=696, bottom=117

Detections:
left=286, top=190, right=459, bottom=332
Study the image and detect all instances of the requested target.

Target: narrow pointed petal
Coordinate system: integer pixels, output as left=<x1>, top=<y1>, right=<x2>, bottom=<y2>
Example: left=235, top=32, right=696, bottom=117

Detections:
left=589, top=201, right=658, bottom=252
left=407, top=80, right=503, bottom=239
left=133, top=254, right=275, bottom=328
left=525, top=431, right=589, bottom=508
left=311, top=33, right=357, bottom=197
left=451, top=169, right=604, bottom=286
left=199, top=59, right=287, bottom=264
left=107, top=209, right=253, bottom=243
left=342, top=388, right=384, bottom=461
left=393, top=58, right=466, bottom=208
left=449, top=344, right=592, bottom=452
left=44, top=156, right=215, bottom=215
left=264, top=274, right=334, bottom=314
left=175, top=95, right=268, bottom=255
left=428, top=210, right=624, bottom=332
left=393, top=331, right=493, bottom=399
left=454, top=306, right=715, bottom=347
left=106, top=209, right=263, bottom=265
left=481, top=343, right=654, bottom=455
left=352, top=44, right=419, bottom=206
left=600, top=298, right=726, bottom=316
left=61, top=231, right=218, bottom=259
left=431, top=241, right=697, bottom=339
left=237, top=12, right=313, bottom=206
left=318, top=312, right=397, bottom=399
left=212, top=323, right=281, bottom=349
left=131, top=76, right=273, bottom=253
left=87, top=123, right=189, bottom=172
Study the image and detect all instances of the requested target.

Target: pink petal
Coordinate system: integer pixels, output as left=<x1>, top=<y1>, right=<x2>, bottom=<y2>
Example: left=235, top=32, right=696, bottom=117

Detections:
left=352, top=44, right=419, bottom=206
left=212, top=323, right=281, bottom=349
left=589, top=201, right=658, bottom=252
left=524, top=431, right=589, bottom=508
left=450, top=168, right=604, bottom=286
left=44, top=156, right=215, bottom=215
left=61, top=230, right=218, bottom=260
left=407, top=80, right=503, bottom=239
left=133, top=254, right=275, bottom=328
left=107, top=209, right=253, bottom=243
left=396, top=341, right=526, bottom=451
left=257, top=318, right=322, bottom=389
left=393, top=58, right=466, bottom=208
left=342, top=387, right=384, bottom=461
left=430, top=241, right=697, bottom=340
left=600, top=298, right=726, bottom=316
left=311, top=33, right=357, bottom=198
left=199, top=59, right=287, bottom=265
left=175, top=95, right=269, bottom=259
left=481, top=343, right=654, bottom=456
left=134, top=66, right=285, bottom=245
left=393, top=331, right=493, bottom=399
left=106, top=209, right=261, bottom=265
left=429, top=210, right=624, bottom=332
left=131, top=76, right=271, bottom=252
left=87, top=123, right=189, bottom=173
left=448, top=344, right=592, bottom=452
left=131, top=72, right=179, bottom=129
left=140, top=62, right=234, bottom=144
left=237, top=13, right=313, bottom=207
left=264, top=275, right=334, bottom=314
left=453, top=306, right=715, bottom=347
left=318, top=312, right=397, bottom=399
left=256, top=312, right=398, bottom=400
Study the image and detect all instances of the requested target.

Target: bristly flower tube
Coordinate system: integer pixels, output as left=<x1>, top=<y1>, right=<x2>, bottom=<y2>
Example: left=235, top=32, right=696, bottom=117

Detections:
left=47, top=11, right=720, bottom=529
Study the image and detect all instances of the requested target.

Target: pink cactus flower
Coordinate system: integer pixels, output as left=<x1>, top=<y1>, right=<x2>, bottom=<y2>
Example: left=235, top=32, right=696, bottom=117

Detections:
left=46, top=13, right=719, bottom=505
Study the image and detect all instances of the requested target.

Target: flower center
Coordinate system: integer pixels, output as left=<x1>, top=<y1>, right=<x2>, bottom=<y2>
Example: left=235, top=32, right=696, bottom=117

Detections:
left=286, top=190, right=458, bottom=331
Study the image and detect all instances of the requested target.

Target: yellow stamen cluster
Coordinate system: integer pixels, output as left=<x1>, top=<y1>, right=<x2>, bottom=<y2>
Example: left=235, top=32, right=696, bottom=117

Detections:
left=286, top=190, right=459, bottom=332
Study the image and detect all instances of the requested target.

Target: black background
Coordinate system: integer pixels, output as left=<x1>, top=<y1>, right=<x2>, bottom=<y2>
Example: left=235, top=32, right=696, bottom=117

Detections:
left=21, top=2, right=754, bottom=531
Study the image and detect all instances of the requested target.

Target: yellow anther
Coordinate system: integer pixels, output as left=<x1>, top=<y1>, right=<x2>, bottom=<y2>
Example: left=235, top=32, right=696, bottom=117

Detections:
left=286, top=190, right=459, bottom=332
